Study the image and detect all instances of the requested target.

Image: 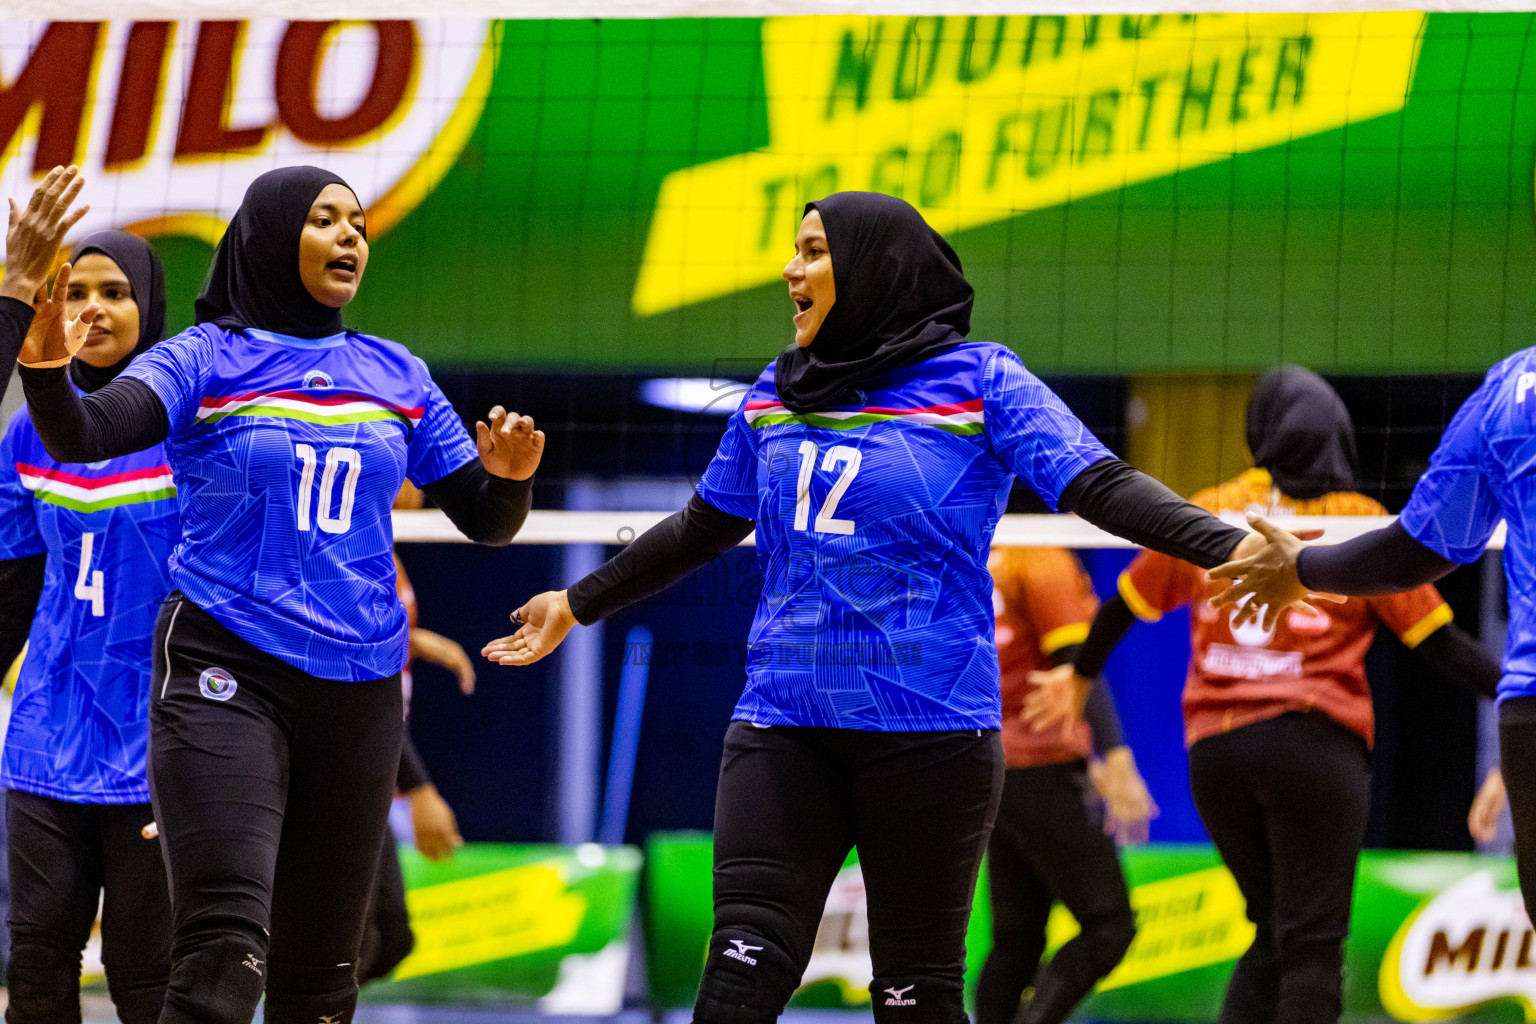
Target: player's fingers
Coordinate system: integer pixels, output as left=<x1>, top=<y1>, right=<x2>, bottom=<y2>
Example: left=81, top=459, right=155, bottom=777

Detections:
left=1205, top=556, right=1257, bottom=582
left=26, top=167, right=61, bottom=214
left=8, top=196, right=19, bottom=228
left=474, top=420, right=491, bottom=452
left=56, top=202, right=89, bottom=238
left=1246, top=513, right=1292, bottom=545
left=48, top=174, right=85, bottom=228
left=1208, top=579, right=1254, bottom=607
left=1291, top=528, right=1326, bottom=541
left=1308, top=591, right=1348, bottom=605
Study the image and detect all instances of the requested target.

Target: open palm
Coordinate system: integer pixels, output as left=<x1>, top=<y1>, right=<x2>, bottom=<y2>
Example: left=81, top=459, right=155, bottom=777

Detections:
left=476, top=406, right=544, bottom=481
left=20, top=263, right=95, bottom=367
left=482, top=590, right=576, bottom=666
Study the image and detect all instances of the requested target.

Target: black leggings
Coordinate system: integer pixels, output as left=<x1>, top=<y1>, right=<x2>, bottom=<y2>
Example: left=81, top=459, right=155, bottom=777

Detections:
left=1187, top=712, right=1370, bottom=1024
left=975, top=763, right=1135, bottom=1024
left=697, top=721, right=1003, bottom=1024
left=150, top=596, right=403, bottom=1024
left=357, top=828, right=414, bottom=984
left=5, top=790, right=171, bottom=1023
left=1498, top=697, right=1536, bottom=925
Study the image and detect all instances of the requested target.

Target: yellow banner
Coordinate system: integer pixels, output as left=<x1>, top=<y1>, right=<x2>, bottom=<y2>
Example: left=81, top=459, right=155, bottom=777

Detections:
left=633, top=12, right=1425, bottom=316
left=1048, top=864, right=1256, bottom=989
left=393, top=861, right=586, bottom=980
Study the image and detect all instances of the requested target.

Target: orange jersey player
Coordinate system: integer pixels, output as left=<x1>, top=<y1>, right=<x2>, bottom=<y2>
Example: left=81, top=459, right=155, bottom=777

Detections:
left=977, top=546, right=1152, bottom=1024
left=1046, top=367, right=1499, bottom=1024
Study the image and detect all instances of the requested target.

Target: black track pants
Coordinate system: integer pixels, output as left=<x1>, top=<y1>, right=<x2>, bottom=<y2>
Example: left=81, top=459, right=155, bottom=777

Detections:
left=1187, top=712, right=1370, bottom=1024
left=1498, top=697, right=1536, bottom=926
left=150, top=595, right=402, bottom=1024
left=697, top=721, right=1003, bottom=1024
left=974, top=763, right=1135, bottom=1024
left=5, top=790, right=171, bottom=1024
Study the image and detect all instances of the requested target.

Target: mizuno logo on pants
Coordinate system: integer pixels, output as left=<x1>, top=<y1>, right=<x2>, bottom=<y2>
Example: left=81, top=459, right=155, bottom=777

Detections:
left=884, top=985, right=917, bottom=1006
left=723, top=939, right=762, bottom=965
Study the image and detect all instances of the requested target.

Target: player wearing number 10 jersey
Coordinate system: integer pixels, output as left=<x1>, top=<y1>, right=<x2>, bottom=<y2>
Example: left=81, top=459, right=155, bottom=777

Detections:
left=488, top=193, right=1266, bottom=1024
left=16, top=167, right=542, bottom=1024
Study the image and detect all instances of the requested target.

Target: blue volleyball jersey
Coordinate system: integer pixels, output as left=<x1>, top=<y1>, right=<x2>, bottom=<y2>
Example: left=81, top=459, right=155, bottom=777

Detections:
left=1400, top=347, right=1536, bottom=701
left=121, top=325, right=477, bottom=681
left=0, top=406, right=178, bottom=803
left=697, top=342, right=1113, bottom=731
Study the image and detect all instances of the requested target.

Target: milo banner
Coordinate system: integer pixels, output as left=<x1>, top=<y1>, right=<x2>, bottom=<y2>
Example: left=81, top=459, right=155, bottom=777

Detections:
left=359, top=842, right=641, bottom=1009
left=644, top=834, right=1536, bottom=1022
left=3, top=13, right=1536, bottom=373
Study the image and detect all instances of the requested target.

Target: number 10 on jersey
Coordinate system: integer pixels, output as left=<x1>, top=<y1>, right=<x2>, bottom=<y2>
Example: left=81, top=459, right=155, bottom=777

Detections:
left=295, top=444, right=362, bottom=534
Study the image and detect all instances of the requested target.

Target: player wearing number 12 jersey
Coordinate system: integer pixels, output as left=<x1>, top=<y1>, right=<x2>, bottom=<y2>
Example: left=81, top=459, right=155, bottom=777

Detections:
left=0, top=227, right=175, bottom=1023
left=15, top=167, right=543, bottom=1024
left=488, top=192, right=1275, bottom=1024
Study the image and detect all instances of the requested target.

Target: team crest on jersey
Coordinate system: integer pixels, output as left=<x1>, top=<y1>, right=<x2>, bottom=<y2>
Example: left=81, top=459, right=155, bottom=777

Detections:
left=303, top=370, right=334, bottom=389
left=197, top=667, right=238, bottom=702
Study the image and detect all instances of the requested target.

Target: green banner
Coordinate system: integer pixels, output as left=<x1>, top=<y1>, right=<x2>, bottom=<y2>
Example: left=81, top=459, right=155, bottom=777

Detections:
left=644, top=834, right=1536, bottom=1023
left=4, top=13, right=1536, bottom=373
left=360, top=842, right=641, bottom=1008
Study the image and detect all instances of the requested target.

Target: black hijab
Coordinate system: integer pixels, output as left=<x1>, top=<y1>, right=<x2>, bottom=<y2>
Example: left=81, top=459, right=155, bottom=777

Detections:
left=69, top=229, right=167, bottom=393
left=774, top=192, right=974, bottom=413
left=1246, top=365, right=1359, bottom=500
left=194, top=165, right=358, bottom=339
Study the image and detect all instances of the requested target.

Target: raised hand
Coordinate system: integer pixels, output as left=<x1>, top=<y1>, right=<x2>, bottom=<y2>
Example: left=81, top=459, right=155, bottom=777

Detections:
left=482, top=589, right=576, bottom=666
left=4, top=166, right=89, bottom=303
left=1207, top=516, right=1343, bottom=630
left=19, top=263, right=96, bottom=367
left=1023, top=662, right=1093, bottom=740
left=477, top=406, right=545, bottom=481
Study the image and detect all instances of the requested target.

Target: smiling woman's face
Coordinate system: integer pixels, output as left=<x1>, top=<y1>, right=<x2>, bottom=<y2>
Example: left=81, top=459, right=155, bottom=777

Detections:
left=782, top=209, right=836, bottom=348
left=66, top=252, right=140, bottom=367
left=297, top=183, right=369, bottom=309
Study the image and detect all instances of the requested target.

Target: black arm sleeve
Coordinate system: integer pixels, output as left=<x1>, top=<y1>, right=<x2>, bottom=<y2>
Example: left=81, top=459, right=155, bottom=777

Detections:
left=18, top=367, right=168, bottom=463
left=565, top=494, right=755, bottom=626
left=1411, top=620, right=1501, bottom=700
left=1297, top=521, right=1459, bottom=596
left=0, top=554, right=45, bottom=673
left=1082, top=675, right=1127, bottom=755
left=1060, top=459, right=1248, bottom=570
left=0, top=296, right=32, bottom=368
left=397, top=730, right=432, bottom=793
left=420, top=460, right=532, bottom=546
left=1073, top=593, right=1137, bottom=679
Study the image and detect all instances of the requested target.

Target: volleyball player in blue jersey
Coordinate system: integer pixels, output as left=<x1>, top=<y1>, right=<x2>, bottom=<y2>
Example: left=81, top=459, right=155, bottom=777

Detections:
left=15, top=166, right=543, bottom=1024
left=0, top=196, right=175, bottom=1021
left=487, top=192, right=1303, bottom=1024
left=1211, top=352, right=1536, bottom=929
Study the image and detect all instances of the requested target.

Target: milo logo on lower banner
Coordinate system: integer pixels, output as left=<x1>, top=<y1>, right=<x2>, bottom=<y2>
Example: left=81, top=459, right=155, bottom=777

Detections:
left=1381, top=871, right=1536, bottom=1020
left=0, top=19, right=496, bottom=244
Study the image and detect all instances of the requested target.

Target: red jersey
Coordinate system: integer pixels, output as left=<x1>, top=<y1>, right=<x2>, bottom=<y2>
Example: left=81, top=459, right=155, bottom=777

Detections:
left=1119, top=468, right=1452, bottom=748
left=992, top=547, right=1098, bottom=767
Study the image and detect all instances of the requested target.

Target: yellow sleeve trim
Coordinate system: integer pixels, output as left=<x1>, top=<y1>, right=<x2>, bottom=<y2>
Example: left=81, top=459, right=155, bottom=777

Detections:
left=1041, top=622, right=1090, bottom=655
left=1400, top=603, right=1453, bottom=649
left=1118, top=572, right=1163, bottom=623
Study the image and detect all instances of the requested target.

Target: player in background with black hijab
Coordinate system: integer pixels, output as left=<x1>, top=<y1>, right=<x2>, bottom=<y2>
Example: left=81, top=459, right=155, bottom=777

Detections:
left=1030, top=367, right=1499, bottom=1024
left=0, top=172, right=177, bottom=1022
left=13, top=165, right=542, bottom=1024
left=485, top=192, right=1314, bottom=1024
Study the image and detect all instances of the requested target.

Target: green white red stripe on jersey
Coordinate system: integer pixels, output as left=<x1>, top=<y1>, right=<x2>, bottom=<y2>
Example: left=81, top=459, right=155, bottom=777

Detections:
left=196, top=391, right=425, bottom=427
left=743, top=398, right=984, bottom=435
left=17, top=463, right=176, bottom=513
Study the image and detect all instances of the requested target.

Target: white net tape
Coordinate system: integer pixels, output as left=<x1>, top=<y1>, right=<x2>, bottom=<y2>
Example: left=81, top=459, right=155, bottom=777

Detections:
left=391, top=510, right=1508, bottom=549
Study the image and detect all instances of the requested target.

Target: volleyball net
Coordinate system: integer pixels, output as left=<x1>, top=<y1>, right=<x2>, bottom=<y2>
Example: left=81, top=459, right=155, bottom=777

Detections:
left=0, top=7, right=1526, bottom=548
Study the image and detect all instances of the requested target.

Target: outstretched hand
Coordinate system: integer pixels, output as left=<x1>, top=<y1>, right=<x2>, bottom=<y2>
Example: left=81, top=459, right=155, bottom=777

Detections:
left=1207, top=516, right=1343, bottom=631
left=1468, top=767, right=1507, bottom=845
left=1023, top=662, right=1092, bottom=740
left=477, top=406, right=545, bottom=481
left=1090, top=748, right=1159, bottom=846
left=19, top=263, right=95, bottom=368
left=409, top=626, right=477, bottom=694
left=4, top=166, right=89, bottom=303
left=482, top=590, right=577, bottom=666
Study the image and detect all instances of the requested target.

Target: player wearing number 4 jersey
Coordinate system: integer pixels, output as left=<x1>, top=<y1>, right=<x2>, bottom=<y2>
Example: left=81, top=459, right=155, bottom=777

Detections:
left=486, top=192, right=1304, bottom=1024
left=14, top=167, right=542, bottom=1024
left=0, top=218, right=175, bottom=1023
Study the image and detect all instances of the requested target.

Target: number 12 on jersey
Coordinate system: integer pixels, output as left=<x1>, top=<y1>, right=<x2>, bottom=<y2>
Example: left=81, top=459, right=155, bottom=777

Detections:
left=295, top=444, right=362, bottom=534
left=793, top=441, right=861, bottom=535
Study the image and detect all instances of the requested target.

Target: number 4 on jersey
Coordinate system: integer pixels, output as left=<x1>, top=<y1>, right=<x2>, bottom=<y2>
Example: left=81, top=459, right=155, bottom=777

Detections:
left=75, top=531, right=104, bottom=617
left=295, top=444, right=362, bottom=534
